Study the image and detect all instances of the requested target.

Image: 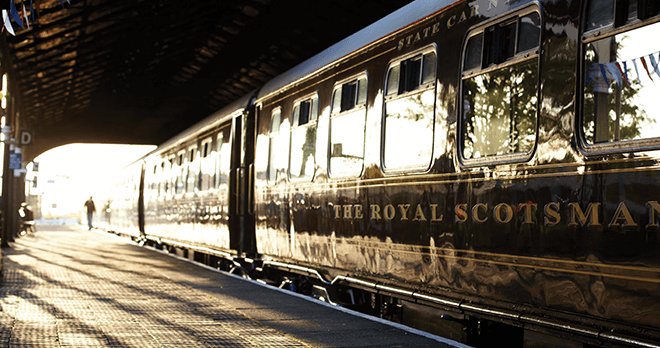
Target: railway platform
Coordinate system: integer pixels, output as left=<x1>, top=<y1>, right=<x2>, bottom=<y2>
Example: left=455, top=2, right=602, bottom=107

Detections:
left=0, top=224, right=466, bottom=348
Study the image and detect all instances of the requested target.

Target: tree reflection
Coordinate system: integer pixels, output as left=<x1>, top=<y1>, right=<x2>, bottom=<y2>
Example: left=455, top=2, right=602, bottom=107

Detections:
left=292, top=125, right=317, bottom=178
left=463, top=60, right=538, bottom=159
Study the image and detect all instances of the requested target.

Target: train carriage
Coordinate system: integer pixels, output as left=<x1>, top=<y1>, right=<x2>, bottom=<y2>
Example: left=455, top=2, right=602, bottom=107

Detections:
left=252, top=0, right=660, bottom=346
left=110, top=92, right=257, bottom=262
left=109, top=0, right=660, bottom=346
left=109, top=160, right=144, bottom=239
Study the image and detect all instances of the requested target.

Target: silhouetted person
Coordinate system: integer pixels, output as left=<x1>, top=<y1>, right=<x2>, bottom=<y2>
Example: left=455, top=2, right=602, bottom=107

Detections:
left=84, top=196, right=96, bottom=230
left=18, top=202, right=36, bottom=235
left=104, top=201, right=112, bottom=225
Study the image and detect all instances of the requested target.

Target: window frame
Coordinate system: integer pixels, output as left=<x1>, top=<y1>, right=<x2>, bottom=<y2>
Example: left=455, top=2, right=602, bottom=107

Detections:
left=175, top=150, right=186, bottom=196
left=157, top=160, right=166, bottom=198
left=289, top=93, right=319, bottom=181
left=579, top=0, right=660, bottom=154
left=166, top=155, right=175, bottom=197
left=200, top=137, right=213, bottom=192
left=458, top=4, right=542, bottom=167
left=267, top=107, right=283, bottom=185
left=582, top=0, right=660, bottom=44
left=383, top=45, right=437, bottom=104
left=215, top=125, right=231, bottom=190
left=329, top=72, right=369, bottom=178
left=381, top=44, right=438, bottom=174
left=185, top=145, right=198, bottom=195
left=201, top=137, right=212, bottom=159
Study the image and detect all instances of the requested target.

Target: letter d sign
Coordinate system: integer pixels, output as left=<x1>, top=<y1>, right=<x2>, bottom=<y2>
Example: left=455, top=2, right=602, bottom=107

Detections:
left=20, top=130, right=33, bottom=146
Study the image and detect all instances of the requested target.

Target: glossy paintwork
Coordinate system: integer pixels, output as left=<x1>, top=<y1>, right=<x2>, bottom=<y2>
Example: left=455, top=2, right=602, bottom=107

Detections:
left=111, top=94, right=256, bottom=255
left=108, top=0, right=660, bottom=341
left=109, top=160, right=143, bottom=238
left=253, top=0, right=660, bottom=334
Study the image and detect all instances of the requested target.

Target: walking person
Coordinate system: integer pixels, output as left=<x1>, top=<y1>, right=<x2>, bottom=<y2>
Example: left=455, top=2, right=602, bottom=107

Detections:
left=84, top=196, right=96, bottom=230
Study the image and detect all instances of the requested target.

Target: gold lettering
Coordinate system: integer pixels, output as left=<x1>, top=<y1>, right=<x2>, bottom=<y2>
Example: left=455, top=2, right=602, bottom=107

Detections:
left=455, top=204, right=468, bottom=223
left=432, top=22, right=441, bottom=34
left=370, top=204, right=382, bottom=221
left=406, top=35, right=413, bottom=46
left=544, top=202, right=561, bottom=226
left=413, top=204, right=427, bottom=221
left=430, top=204, right=443, bottom=222
left=458, top=11, right=467, bottom=23
left=447, top=15, right=457, bottom=28
left=422, top=27, right=431, bottom=38
left=488, top=0, right=498, bottom=11
left=471, top=5, right=479, bottom=17
left=334, top=205, right=342, bottom=219
left=355, top=205, right=364, bottom=220
left=608, top=202, right=637, bottom=229
left=344, top=205, right=353, bottom=219
left=493, top=203, right=513, bottom=224
left=398, top=204, right=411, bottom=221
left=397, top=39, right=405, bottom=51
left=472, top=203, right=488, bottom=224
left=647, top=201, right=660, bottom=228
left=519, top=202, right=538, bottom=225
left=413, top=32, right=422, bottom=44
left=569, top=202, right=602, bottom=229
left=385, top=205, right=396, bottom=220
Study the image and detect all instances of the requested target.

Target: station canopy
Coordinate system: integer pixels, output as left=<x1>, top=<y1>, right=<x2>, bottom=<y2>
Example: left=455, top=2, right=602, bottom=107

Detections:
left=2, top=0, right=412, bottom=161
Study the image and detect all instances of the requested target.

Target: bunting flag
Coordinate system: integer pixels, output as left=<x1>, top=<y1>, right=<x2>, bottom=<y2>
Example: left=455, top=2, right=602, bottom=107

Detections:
left=650, top=53, right=660, bottom=77
left=1, top=0, right=70, bottom=34
left=23, top=3, right=29, bottom=29
left=2, top=9, right=15, bottom=36
left=10, top=0, right=24, bottom=29
left=587, top=51, right=660, bottom=88
left=641, top=56, right=653, bottom=81
left=632, top=59, right=641, bottom=82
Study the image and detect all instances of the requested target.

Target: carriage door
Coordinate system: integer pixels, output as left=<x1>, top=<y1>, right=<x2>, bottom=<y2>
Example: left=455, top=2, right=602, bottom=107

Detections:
left=228, top=115, right=242, bottom=252
left=240, top=105, right=256, bottom=257
left=228, top=108, right=257, bottom=257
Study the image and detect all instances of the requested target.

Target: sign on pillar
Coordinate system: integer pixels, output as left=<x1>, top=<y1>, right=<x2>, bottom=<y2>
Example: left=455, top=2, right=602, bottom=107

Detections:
left=19, top=130, right=33, bottom=146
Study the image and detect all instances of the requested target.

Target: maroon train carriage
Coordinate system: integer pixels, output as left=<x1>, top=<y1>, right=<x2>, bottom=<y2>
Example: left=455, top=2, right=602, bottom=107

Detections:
left=109, top=0, right=660, bottom=346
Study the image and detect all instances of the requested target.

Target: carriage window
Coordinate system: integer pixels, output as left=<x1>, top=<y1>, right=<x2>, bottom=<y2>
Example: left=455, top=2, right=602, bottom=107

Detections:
left=267, top=109, right=287, bottom=183
left=158, top=161, right=165, bottom=197
left=201, top=140, right=210, bottom=158
left=461, top=10, right=540, bottom=162
left=215, top=134, right=223, bottom=188
left=383, top=47, right=437, bottom=171
left=332, top=77, right=367, bottom=113
left=167, top=156, right=174, bottom=195
left=290, top=95, right=318, bottom=180
left=186, top=147, right=197, bottom=193
left=464, top=34, right=483, bottom=71
left=200, top=138, right=213, bottom=191
left=582, top=0, right=660, bottom=147
left=175, top=151, right=185, bottom=194
left=215, top=127, right=231, bottom=189
left=585, top=0, right=659, bottom=32
left=330, top=74, right=368, bottom=176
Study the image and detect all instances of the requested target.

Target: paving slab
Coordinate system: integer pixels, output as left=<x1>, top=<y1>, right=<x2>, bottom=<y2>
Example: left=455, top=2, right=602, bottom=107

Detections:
left=1, top=224, right=467, bottom=348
